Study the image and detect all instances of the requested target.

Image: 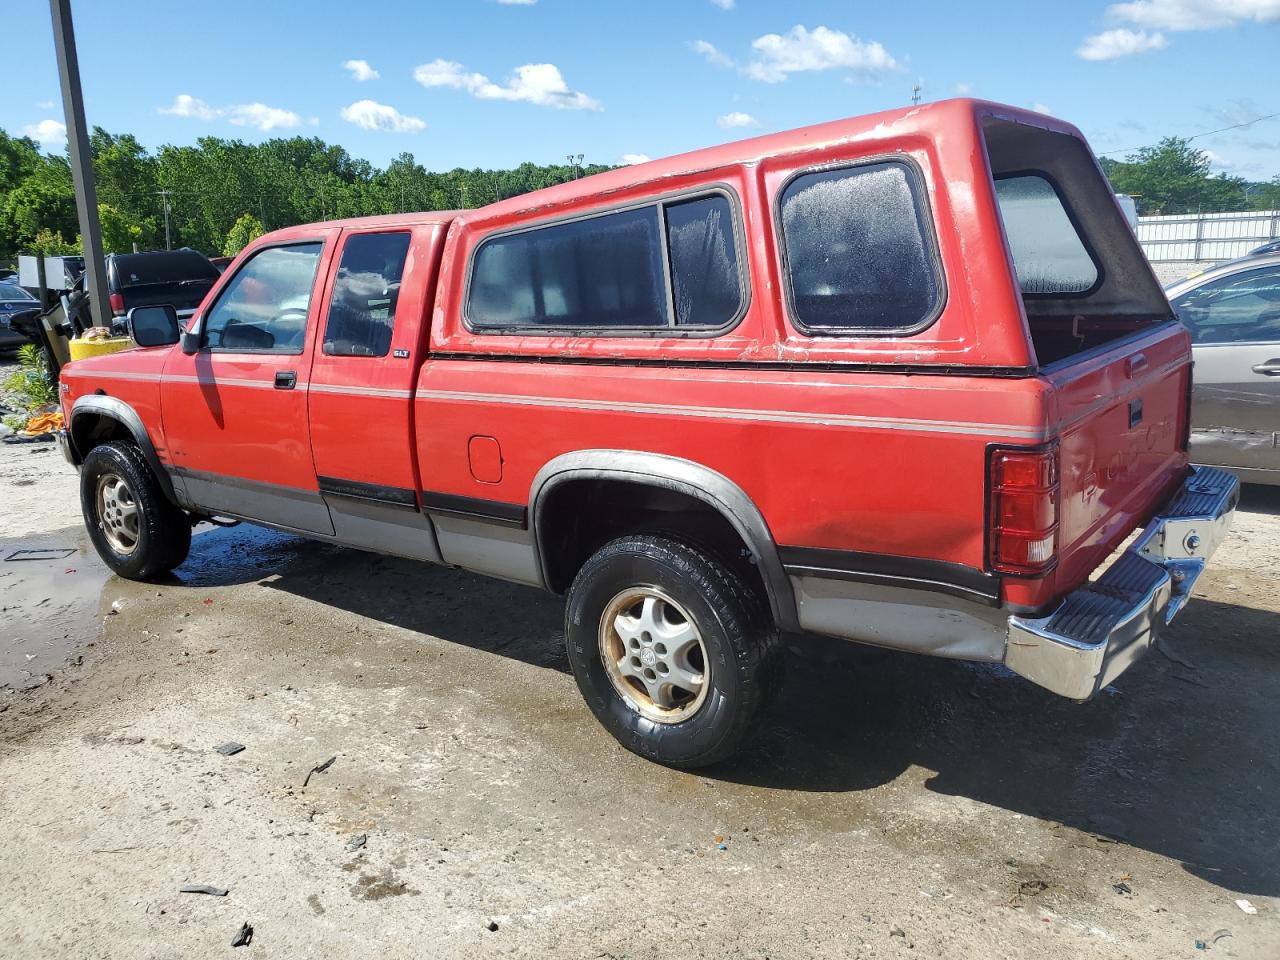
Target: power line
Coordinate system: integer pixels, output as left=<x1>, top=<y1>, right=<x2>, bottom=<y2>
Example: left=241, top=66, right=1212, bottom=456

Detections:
left=1098, top=109, right=1280, bottom=157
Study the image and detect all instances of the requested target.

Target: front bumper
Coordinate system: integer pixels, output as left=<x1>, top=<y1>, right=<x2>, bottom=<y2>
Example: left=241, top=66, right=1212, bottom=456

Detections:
left=1004, top=466, right=1239, bottom=700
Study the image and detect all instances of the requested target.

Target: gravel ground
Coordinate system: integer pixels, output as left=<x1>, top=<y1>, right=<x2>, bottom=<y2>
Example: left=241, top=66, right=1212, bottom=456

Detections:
left=1, top=353, right=1278, bottom=958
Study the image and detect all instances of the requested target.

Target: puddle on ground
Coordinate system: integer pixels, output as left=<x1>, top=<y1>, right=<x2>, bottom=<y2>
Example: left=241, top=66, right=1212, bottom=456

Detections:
left=0, top=520, right=307, bottom=691
left=175, top=522, right=306, bottom=587
left=0, top=528, right=110, bottom=690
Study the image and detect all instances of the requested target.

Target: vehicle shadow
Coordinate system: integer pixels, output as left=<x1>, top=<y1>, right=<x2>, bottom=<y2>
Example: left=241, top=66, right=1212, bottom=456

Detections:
left=1240, top=482, right=1280, bottom=517
left=175, top=522, right=1280, bottom=896
left=175, top=523, right=568, bottom=671
left=722, top=595, right=1280, bottom=897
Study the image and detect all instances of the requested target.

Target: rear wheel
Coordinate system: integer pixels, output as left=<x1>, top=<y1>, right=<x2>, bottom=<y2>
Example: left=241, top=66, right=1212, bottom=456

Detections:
left=80, top=441, right=191, bottom=580
left=565, top=535, right=779, bottom=768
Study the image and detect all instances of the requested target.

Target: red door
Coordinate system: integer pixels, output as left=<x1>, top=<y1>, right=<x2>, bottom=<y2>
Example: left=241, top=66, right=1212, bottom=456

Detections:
left=306, top=224, right=445, bottom=561
left=161, top=232, right=339, bottom=534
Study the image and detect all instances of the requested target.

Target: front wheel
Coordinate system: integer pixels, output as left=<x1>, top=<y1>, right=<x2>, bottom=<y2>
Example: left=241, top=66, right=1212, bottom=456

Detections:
left=565, top=536, right=779, bottom=768
left=80, top=441, right=191, bottom=580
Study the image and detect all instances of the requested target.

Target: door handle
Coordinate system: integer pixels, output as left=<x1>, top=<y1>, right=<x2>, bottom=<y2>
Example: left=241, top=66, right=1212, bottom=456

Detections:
left=274, top=370, right=297, bottom=390
left=1251, top=359, right=1280, bottom=376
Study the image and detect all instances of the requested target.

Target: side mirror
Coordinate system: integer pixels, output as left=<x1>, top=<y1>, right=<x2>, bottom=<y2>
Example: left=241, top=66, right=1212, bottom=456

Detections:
left=180, top=329, right=201, bottom=355
left=126, top=304, right=181, bottom=348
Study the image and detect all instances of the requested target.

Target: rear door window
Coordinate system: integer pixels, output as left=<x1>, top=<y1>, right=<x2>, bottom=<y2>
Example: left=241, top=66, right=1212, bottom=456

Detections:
left=994, top=174, right=1099, bottom=295
left=779, top=161, right=942, bottom=334
left=466, top=191, right=746, bottom=334
left=323, top=232, right=411, bottom=356
left=666, top=194, right=743, bottom=327
left=468, top=207, right=669, bottom=330
left=202, top=243, right=323, bottom=354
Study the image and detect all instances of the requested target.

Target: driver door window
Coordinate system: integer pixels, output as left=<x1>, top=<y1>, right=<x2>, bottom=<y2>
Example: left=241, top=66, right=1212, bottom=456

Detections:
left=1173, top=266, right=1280, bottom=345
left=203, top=243, right=323, bottom=353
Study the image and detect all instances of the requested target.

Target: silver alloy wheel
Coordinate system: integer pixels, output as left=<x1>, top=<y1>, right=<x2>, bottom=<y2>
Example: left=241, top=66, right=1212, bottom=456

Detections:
left=599, top=586, right=709, bottom=724
left=96, top=473, right=140, bottom=555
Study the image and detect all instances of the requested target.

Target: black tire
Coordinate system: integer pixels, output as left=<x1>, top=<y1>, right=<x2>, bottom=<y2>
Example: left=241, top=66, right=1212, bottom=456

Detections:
left=80, top=441, right=191, bottom=580
left=565, top=535, right=779, bottom=768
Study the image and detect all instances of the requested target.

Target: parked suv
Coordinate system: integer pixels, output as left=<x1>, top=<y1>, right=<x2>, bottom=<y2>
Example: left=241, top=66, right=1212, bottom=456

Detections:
left=55, top=100, right=1238, bottom=767
left=104, top=249, right=220, bottom=328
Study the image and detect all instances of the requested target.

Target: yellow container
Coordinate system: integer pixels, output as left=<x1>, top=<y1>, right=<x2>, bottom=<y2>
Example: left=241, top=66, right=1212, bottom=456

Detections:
left=69, top=337, right=134, bottom=361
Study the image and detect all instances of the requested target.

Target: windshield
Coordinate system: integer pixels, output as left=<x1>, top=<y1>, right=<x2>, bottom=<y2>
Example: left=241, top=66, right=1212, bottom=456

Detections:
left=0, top=282, right=37, bottom=301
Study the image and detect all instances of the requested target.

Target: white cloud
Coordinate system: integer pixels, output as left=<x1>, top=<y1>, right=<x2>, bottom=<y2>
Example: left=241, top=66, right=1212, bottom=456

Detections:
left=690, top=39, right=734, bottom=68
left=746, top=25, right=899, bottom=83
left=1203, top=148, right=1235, bottom=169
left=621, top=153, right=652, bottom=165
left=717, top=111, right=762, bottom=129
left=1077, top=27, right=1168, bottom=59
left=953, top=82, right=973, bottom=95
left=343, top=59, right=380, bottom=82
left=413, top=59, right=600, bottom=110
left=37, top=100, right=55, bottom=110
left=340, top=99, right=426, bottom=133
left=1033, top=103, right=1053, bottom=114
left=226, top=103, right=305, bottom=131
left=22, top=119, right=66, bottom=151
left=159, top=93, right=218, bottom=120
left=710, top=0, right=735, bottom=8
left=1105, top=0, right=1280, bottom=31
left=159, top=94, right=304, bottom=131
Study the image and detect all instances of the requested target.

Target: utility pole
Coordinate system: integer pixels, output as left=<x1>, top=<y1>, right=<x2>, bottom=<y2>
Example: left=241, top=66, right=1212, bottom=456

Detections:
left=911, top=83, right=922, bottom=106
left=155, top=188, right=174, bottom=249
left=49, top=0, right=109, bottom=327
left=567, top=153, right=584, bottom=179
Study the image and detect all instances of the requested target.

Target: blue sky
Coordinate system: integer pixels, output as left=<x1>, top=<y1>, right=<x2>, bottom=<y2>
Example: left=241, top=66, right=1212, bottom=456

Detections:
left=7, top=0, right=1279, bottom=180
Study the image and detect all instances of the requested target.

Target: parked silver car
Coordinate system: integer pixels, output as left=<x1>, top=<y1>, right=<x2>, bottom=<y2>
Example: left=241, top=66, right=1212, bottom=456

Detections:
left=1167, top=254, right=1280, bottom=486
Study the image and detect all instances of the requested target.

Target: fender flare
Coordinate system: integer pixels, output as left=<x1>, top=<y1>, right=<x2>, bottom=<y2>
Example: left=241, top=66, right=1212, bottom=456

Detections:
left=529, top=450, right=798, bottom=631
left=68, top=394, right=181, bottom=506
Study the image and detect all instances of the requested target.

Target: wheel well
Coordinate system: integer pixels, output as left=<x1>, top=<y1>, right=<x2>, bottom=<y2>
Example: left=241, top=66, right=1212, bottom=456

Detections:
left=70, top=413, right=134, bottom=457
left=537, top=478, right=770, bottom=606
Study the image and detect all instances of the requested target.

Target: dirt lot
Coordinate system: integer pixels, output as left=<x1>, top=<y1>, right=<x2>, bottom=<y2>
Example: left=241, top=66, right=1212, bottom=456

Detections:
left=1, top=385, right=1278, bottom=957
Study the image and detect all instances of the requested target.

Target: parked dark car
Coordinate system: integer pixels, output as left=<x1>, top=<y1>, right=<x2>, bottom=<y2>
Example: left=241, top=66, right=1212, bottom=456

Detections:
left=1247, top=239, right=1280, bottom=258
left=0, top=281, right=41, bottom=351
left=105, top=250, right=220, bottom=327
left=1167, top=252, right=1280, bottom=486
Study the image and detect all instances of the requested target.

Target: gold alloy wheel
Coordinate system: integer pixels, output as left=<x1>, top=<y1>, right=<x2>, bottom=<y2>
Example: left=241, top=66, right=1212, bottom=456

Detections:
left=599, top=586, right=710, bottom=724
left=96, top=473, right=140, bottom=555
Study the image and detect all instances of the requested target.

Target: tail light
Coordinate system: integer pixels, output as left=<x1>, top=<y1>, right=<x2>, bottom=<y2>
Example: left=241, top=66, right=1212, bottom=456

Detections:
left=989, top=443, right=1060, bottom=575
left=109, top=292, right=125, bottom=316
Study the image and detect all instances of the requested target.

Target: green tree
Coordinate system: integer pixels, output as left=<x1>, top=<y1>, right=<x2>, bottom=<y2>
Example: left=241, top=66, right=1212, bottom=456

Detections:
left=0, top=158, right=76, bottom=257
left=30, top=227, right=77, bottom=256
left=0, top=131, right=43, bottom=195
left=223, top=213, right=264, bottom=256
left=1247, top=176, right=1280, bottom=212
left=1104, top=137, right=1247, bottom=214
left=95, top=202, right=144, bottom=253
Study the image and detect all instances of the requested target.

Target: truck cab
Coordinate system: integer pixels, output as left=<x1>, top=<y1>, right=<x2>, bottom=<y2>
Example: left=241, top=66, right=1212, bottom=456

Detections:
left=56, top=100, right=1237, bottom=768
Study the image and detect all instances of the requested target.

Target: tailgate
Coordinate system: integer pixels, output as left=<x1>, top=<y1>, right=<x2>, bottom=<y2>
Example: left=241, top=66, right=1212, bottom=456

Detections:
left=1047, top=324, right=1192, bottom=593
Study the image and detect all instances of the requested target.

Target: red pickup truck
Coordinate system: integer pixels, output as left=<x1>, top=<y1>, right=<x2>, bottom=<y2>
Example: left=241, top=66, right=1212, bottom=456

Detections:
left=57, top=100, right=1238, bottom=767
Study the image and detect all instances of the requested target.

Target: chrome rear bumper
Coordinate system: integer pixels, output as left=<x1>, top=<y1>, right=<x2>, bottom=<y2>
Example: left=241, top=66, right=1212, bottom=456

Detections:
left=1004, top=466, right=1239, bottom=700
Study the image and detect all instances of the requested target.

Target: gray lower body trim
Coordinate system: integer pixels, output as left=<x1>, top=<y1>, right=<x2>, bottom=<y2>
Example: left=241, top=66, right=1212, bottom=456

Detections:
left=326, top=496, right=443, bottom=564
left=430, top=513, right=544, bottom=588
left=791, top=574, right=1009, bottom=661
left=172, top=467, right=335, bottom=536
